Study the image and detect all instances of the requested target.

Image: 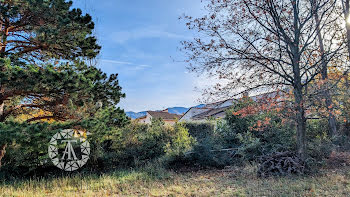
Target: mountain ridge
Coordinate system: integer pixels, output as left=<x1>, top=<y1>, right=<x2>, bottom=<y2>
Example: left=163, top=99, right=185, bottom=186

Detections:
left=126, top=105, right=205, bottom=119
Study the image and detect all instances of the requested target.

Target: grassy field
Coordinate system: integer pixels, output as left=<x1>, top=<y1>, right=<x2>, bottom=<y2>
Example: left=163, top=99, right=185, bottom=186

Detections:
left=1, top=165, right=350, bottom=197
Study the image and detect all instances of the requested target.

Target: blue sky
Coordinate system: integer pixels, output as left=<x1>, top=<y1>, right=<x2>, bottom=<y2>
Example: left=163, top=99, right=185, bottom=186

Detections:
left=73, top=0, right=207, bottom=112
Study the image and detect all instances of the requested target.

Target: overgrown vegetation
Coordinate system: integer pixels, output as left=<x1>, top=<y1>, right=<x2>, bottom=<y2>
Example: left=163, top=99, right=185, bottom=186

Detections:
left=4, top=0, right=350, bottom=195
left=1, top=95, right=347, bottom=179
left=3, top=165, right=350, bottom=196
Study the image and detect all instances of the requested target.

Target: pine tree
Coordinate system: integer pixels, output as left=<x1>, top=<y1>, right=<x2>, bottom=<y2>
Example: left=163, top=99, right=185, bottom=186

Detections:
left=0, top=0, right=127, bottom=167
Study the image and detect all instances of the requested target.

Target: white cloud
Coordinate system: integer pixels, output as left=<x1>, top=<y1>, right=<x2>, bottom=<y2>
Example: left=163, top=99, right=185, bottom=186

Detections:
left=101, top=59, right=133, bottom=65
left=138, top=64, right=151, bottom=68
left=100, top=59, right=152, bottom=71
left=111, top=26, right=191, bottom=44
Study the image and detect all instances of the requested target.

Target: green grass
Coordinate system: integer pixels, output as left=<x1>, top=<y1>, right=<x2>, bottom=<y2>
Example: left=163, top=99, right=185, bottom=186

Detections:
left=2, top=165, right=350, bottom=196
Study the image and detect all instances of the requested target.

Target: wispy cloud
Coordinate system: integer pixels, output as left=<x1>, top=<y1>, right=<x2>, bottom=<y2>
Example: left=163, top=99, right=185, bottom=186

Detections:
left=138, top=64, right=152, bottom=68
left=100, top=59, right=152, bottom=70
left=101, top=59, right=133, bottom=65
left=111, top=26, right=191, bottom=44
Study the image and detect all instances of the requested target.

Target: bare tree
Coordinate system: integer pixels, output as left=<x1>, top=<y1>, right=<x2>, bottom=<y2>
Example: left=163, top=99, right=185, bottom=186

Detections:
left=310, top=0, right=340, bottom=137
left=182, top=0, right=342, bottom=159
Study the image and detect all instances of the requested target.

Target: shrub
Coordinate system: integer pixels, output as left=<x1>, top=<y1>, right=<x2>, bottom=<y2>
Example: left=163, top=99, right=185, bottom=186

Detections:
left=332, top=134, right=350, bottom=152
left=221, top=97, right=296, bottom=153
left=164, top=123, right=195, bottom=157
left=183, top=141, right=233, bottom=169
left=327, top=151, right=350, bottom=167
left=169, top=98, right=297, bottom=168
left=0, top=118, right=197, bottom=176
left=165, top=121, right=233, bottom=169
left=234, top=132, right=262, bottom=162
left=215, top=116, right=295, bottom=164
left=215, top=119, right=240, bottom=148
left=102, top=120, right=197, bottom=169
left=0, top=107, right=129, bottom=178
left=306, top=119, right=329, bottom=140
left=0, top=122, right=73, bottom=178
left=182, top=122, right=215, bottom=142
left=304, top=119, right=336, bottom=167
left=104, top=119, right=171, bottom=168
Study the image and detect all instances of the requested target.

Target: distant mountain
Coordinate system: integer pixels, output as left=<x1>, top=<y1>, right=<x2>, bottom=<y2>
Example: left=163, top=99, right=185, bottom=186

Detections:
left=194, top=104, right=206, bottom=108
left=125, top=111, right=147, bottom=119
left=126, top=105, right=206, bottom=119
left=167, top=107, right=189, bottom=115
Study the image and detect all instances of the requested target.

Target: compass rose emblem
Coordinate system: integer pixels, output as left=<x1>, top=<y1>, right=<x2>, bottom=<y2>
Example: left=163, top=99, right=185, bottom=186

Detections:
left=48, top=129, right=90, bottom=171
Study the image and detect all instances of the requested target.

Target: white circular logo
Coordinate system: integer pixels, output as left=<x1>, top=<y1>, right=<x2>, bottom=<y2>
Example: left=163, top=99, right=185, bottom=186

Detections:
left=48, top=129, right=91, bottom=171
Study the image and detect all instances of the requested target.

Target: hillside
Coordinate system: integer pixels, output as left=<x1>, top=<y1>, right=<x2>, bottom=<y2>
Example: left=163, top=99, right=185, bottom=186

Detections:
left=126, top=105, right=206, bottom=119
left=126, top=107, right=191, bottom=119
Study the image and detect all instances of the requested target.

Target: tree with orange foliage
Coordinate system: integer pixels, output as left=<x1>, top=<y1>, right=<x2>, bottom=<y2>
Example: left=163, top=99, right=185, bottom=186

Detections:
left=181, top=0, right=343, bottom=159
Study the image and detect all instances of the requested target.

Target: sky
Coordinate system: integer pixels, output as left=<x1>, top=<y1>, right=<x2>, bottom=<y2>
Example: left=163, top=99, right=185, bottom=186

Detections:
left=72, top=0, right=209, bottom=112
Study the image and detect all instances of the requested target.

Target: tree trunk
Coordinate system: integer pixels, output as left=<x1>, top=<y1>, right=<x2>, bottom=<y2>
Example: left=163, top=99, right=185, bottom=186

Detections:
left=342, top=74, right=350, bottom=136
left=312, top=1, right=337, bottom=137
left=324, top=90, right=337, bottom=136
left=290, top=2, right=307, bottom=160
left=291, top=47, right=306, bottom=160
left=294, top=84, right=307, bottom=160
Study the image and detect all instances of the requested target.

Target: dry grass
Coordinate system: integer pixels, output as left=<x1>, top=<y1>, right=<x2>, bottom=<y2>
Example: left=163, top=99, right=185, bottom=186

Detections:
left=1, top=165, right=350, bottom=196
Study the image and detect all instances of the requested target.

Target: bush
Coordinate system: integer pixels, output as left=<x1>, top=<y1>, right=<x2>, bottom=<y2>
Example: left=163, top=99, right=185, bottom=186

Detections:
left=0, top=117, right=198, bottom=177
left=332, top=134, right=350, bottom=152
left=99, top=120, right=197, bottom=170
left=215, top=116, right=295, bottom=164
left=0, top=107, right=129, bottom=178
left=0, top=122, right=73, bottom=178
left=327, top=151, right=350, bottom=167
left=234, top=132, right=262, bottom=162
left=169, top=98, right=297, bottom=168
left=182, top=122, right=215, bottom=142
left=103, top=119, right=169, bottom=168
left=164, top=123, right=195, bottom=157
left=305, top=119, right=336, bottom=167
left=220, top=97, right=296, bottom=153
left=165, top=121, right=235, bottom=169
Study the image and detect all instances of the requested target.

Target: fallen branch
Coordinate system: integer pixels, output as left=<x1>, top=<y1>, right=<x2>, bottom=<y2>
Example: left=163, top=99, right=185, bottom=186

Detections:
left=257, top=151, right=306, bottom=177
